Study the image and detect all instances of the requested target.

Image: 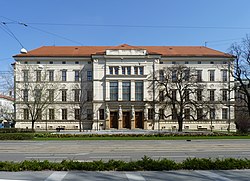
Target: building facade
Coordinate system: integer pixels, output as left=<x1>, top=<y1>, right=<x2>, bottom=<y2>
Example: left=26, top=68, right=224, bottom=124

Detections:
left=13, top=44, right=236, bottom=131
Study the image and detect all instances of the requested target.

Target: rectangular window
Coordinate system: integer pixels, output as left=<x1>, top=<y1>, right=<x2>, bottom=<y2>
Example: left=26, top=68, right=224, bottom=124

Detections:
left=110, top=81, right=118, bottom=101
left=172, top=89, right=176, bottom=101
left=134, top=67, right=144, bottom=75
left=159, top=70, right=164, bottom=81
left=222, top=70, right=228, bottom=82
left=210, top=90, right=215, bottom=101
left=210, top=109, right=215, bottom=120
left=184, top=69, right=190, bottom=81
left=49, top=70, right=54, bottom=82
left=62, top=109, right=67, bottom=120
left=222, top=90, right=227, bottom=101
left=148, top=108, right=154, bottom=120
left=135, top=81, right=143, bottom=101
left=222, top=108, right=228, bottom=119
left=197, top=108, right=203, bottom=120
left=184, top=109, right=190, bottom=120
left=74, top=89, right=80, bottom=102
left=23, top=89, right=28, bottom=102
left=172, top=108, right=177, bottom=119
left=49, top=109, right=55, bottom=120
left=114, top=67, right=119, bottom=75
left=122, top=66, right=131, bottom=75
left=159, top=90, right=164, bottom=101
left=99, top=109, right=104, bottom=120
left=62, top=70, right=67, bottom=81
left=122, top=81, right=131, bottom=101
left=134, top=67, right=138, bottom=75
left=172, top=70, right=177, bottom=82
left=24, top=109, right=29, bottom=120
left=87, top=90, right=93, bottom=101
left=122, top=67, right=126, bottom=75
left=37, top=109, right=42, bottom=120
left=139, top=67, right=144, bottom=75
left=48, top=89, right=54, bottom=102
left=127, top=67, right=131, bottom=75
left=75, top=70, right=80, bottom=81
left=197, top=70, right=202, bottom=82
left=35, top=89, right=42, bottom=102
left=109, top=67, right=113, bottom=74
left=87, top=109, right=92, bottom=120
left=197, top=89, right=202, bottom=101
left=23, top=70, right=28, bottom=82
left=36, top=70, right=41, bottom=82
left=62, top=90, right=67, bottom=102
left=159, top=109, right=164, bottom=119
left=75, top=109, right=80, bottom=120
left=209, top=70, right=215, bottom=81
left=87, top=71, right=92, bottom=81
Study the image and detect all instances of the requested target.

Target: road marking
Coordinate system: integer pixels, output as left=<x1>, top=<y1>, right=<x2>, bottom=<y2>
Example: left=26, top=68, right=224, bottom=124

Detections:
left=0, top=180, right=29, bottom=181
left=90, top=156, right=131, bottom=159
left=75, top=153, right=89, bottom=156
left=126, top=173, right=146, bottom=181
left=196, top=171, right=232, bottom=181
left=25, top=157, right=67, bottom=159
left=44, top=171, right=68, bottom=181
left=152, top=155, right=195, bottom=158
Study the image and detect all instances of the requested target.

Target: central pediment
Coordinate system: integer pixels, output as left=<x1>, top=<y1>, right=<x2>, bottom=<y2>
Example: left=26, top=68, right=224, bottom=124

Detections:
left=106, top=44, right=147, bottom=56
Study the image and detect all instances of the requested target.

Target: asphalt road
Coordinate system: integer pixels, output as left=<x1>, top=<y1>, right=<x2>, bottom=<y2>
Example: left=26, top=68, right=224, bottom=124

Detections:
left=0, top=170, right=250, bottom=181
left=0, top=139, right=250, bottom=162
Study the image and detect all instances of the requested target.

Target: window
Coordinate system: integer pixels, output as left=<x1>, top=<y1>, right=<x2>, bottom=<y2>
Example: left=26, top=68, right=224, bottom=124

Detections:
left=222, top=108, right=228, bottom=119
left=148, top=109, right=154, bottom=120
left=198, top=61, right=201, bottom=64
left=222, top=70, right=227, bottom=82
left=209, top=70, right=215, bottom=81
left=159, top=109, right=164, bottom=119
left=134, top=67, right=144, bottom=75
left=185, top=61, right=189, bottom=64
left=99, top=109, right=104, bottom=120
left=172, top=89, right=176, bottom=101
left=184, top=89, right=189, bottom=101
left=122, top=66, right=131, bottom=75
left=159, top=70, right=164, bottom=81
left=114, top=67, right=119, bottom=75
left=184, top=69, right=190, bottom=81
left=197, top=108, right=203, bottom=120
left=87, top=109, right=92, bottom=120
left=87, top=71, right=92, bottom=80
left=210, top=109, right=215, bottom=120
left=48, top=90, right=54, bottom=102
left=210, top=61, right=214, bottom=64
left=24, top=109, right=29, bottom=120
left=36, top=70, right=41, bottom=82
left=87, top=90, right=93, bottom=101
left=172, top=108, right=177, bottom=119
left=184, top=109, right=190, bottom=120
left=35, top=89, right=42, bottom=102
left=110, top=81, right=118, bottom=101
left=222, top=90, right=227, bottom=101
left=122, top=81, right=131, bottom=101
left=62, top=70, right=67, bottom=81
left=135, top=81, right=143, bottom=101
left=49, top=109, right=55, bottom=120
left=74, top=89, right=80, bottom=102
left=75, top=109, right=80, bottom=120
left=49, top=70, right=54, bottom=81
left=197, top=70, right=202, bottom=82
left=62, top=61, right=66, bottom=64
left=75, top=61, right=79, bottom=64
left=159, top=90, right=164, bottom=102
left=172, top=61, right=176, bottom=64
left=62, top=109, right=67, bottom=120
left=49, top=61, right=53, bottom=64
left=61, top=90, right=67, bottom=102
left=37, top=61, right=40, bottom=64
left=197, top=89, right=202, bottom=101
left=75, top=70, right=80, bottom=81
left=23, top=70, right=28, bottom=82
left=37, top=109, right=42, bottom=120
left=172, top=70, right=177, bottom=82
left=23, top=89, right=28, bottom=102
left=209, top=90, right=215, bottom=101
left=109, top=67, right=113, bottom=74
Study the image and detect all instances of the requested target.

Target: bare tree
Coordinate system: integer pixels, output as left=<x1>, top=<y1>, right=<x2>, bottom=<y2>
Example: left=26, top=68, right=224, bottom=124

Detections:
left=149, top=65, right=211, bottom=132
left=0, top=66, right=14, bottom=96
left=229, top=35, right=250, bottom=131
left=15, top=65, right=59, bottom=130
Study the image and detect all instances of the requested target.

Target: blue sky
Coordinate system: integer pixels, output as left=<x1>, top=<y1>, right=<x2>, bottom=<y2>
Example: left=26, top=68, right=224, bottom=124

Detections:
left=0, top=0, right=250, bottom=71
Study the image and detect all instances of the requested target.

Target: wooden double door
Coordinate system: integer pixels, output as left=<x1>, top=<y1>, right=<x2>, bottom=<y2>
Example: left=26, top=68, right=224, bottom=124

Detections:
left=135, top=112, right=143, bottom=129
left=110, top=112, right=118, bottom=129
left=122, top=112, right=131, bottom=129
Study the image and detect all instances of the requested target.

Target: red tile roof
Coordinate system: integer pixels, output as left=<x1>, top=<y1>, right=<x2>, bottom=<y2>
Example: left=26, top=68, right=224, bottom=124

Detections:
left=13, top=44, right=233, bottom=58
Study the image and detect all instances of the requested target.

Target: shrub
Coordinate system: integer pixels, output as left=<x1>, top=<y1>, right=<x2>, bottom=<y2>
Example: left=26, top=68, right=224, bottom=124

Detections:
left=0, top=133, right=34, bottom=140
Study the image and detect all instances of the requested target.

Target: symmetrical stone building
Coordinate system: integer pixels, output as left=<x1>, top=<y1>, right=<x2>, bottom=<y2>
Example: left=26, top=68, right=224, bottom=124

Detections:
left=13, top=44, right=236, bottom=131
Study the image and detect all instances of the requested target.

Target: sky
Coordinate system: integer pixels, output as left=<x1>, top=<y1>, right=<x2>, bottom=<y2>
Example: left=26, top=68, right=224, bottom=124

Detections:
left=0, top=0, right=250, bottom=72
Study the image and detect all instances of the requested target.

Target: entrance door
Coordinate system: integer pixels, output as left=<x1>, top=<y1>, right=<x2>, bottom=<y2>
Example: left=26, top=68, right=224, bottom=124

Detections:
left=110, top=112, right=118, bottom=129
left=135, top=112, right=143, bottom=129
left=123, top=112, right=131, bottom=129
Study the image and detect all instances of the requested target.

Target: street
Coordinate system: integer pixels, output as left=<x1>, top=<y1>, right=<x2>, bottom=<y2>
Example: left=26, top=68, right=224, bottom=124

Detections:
left=0, top=139, right=249, bottom=162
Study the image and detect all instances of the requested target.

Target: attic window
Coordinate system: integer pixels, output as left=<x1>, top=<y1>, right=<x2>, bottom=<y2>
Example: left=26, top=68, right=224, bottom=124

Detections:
left=62, top=61, right=66, bottom=64
left=37, top=61, right=40, bottom=64
left=75, top=61, right=79, bottom=64
left=49, top=61, right=53, bottom=64
left=24, top=61, right=28, bottom=64
left=210, top=61, right=214, bottom=64
left=198, top=61, right=201, bottom=64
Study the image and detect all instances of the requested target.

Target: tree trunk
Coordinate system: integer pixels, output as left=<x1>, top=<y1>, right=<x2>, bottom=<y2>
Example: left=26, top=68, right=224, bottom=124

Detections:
left=178, top=117, right=183, bottom=132
left=31, top=120, right=35, bottom=131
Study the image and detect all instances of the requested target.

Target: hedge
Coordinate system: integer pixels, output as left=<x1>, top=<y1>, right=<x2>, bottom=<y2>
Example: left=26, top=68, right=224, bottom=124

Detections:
left=0, top=133, right=34, bottom=140
left=1, top=157, right=250, bottom=171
